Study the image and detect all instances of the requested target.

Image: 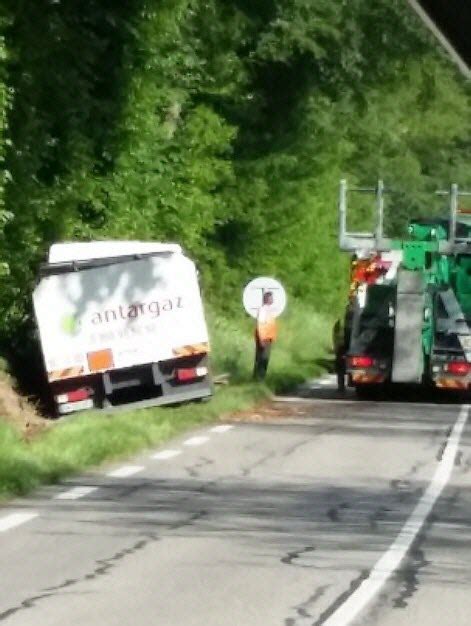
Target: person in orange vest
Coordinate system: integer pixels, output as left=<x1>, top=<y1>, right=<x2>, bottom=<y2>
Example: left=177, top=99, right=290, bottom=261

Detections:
left=253, top=291, right=278, bottom=381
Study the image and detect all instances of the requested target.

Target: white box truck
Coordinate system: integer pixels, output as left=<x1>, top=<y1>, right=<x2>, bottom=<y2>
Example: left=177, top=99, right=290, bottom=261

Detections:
left=33, top=241, right=212, bottom=414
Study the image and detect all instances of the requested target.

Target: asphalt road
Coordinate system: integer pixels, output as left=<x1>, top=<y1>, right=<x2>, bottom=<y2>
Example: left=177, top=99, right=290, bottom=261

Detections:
left=0, top=375, right=470, bottom=626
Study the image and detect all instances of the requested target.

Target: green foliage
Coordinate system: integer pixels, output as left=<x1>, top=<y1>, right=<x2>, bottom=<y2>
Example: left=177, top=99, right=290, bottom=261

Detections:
left=0, top=0, right=469, bottom=369
left=0, top=8, right=12, bottom=268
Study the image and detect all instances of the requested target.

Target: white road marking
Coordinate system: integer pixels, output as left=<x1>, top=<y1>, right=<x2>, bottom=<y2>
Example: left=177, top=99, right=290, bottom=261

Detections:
left=322, top=404, right=469, bottom=626
left=151, top=449, right=182, bottom=460
left=183, top=436, right=209, bottom=447
left=0, top=512, right=38, bottom=532
left=107, top=465, right=144, bottom=478
left=54, top=486, right=98, bottom=500
left=210, top=425, right=234, bottom=434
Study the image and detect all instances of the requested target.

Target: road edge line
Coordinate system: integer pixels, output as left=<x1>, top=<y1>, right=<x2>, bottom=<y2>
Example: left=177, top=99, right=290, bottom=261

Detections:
left=320, top=404, right=469, bottom=626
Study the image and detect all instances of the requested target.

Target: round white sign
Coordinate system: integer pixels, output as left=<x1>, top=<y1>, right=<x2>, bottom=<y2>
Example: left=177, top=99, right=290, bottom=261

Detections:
left=243, top=277, right=287, bottom=319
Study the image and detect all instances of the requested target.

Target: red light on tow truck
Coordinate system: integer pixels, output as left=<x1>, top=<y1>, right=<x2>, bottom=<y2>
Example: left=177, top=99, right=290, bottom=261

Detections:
left=347, top=355, right=375, bottom=369
left=445, top=361, right=471, bottom=376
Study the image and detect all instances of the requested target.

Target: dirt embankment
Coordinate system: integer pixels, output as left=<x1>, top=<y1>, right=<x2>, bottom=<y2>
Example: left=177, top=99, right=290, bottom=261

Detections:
left=0, top=373, right=48, bottom=439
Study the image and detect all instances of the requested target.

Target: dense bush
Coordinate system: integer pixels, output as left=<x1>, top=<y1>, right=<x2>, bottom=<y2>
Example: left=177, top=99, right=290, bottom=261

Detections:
left=0, top=0, right=469, bottom=360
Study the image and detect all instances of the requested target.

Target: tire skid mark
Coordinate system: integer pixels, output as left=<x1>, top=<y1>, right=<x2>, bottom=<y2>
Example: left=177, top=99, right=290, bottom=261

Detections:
left=184, top=456, right=214, bottom=478
left=282, top=438, right=312, bottom=458
left=285, top=586, right=329, bottom=626
left=436, top=426, right=452, bottom=461
left=0, top=506, right=210, bottom=622
left=391, top=486, right=460, bottom=610
left=0, top=533, right=159, bottom=622
left=392, top=545, right=430, bottom=609
left=313, top=570, right=370, bottom=626
left=281, top=545, right=315, bottom=567
left=281, top=427, right=335, bottom=459
left=241, top=450, right=277, bottom=477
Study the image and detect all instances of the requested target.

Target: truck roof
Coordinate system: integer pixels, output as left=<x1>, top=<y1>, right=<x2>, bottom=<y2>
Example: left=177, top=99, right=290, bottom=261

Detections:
left=48, top=241, right=182, bottom=264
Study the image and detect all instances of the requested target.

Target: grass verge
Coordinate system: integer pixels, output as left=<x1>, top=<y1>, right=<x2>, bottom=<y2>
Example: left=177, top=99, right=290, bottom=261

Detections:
left=0, top=302, right=333, bottom=501
left=0, top=384, right=269, bottom=500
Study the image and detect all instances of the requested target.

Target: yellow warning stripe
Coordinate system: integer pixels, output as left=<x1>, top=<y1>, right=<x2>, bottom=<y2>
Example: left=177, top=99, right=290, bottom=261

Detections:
left=48, top=366, right=85, bottom=382
left=173, top=342, right=209, bottom=357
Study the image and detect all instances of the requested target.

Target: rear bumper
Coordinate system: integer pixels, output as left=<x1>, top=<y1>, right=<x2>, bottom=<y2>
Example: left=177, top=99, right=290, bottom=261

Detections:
left=52, top=355, right=213, bottom=414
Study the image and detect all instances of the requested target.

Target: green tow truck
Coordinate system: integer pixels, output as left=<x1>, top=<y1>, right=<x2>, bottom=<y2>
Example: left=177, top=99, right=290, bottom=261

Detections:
left=338, top=180, right=471, bottom=396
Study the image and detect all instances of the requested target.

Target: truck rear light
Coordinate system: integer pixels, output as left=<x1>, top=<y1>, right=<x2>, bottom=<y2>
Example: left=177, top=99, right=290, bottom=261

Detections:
left=347, top=355, right=375, bottom=369
left=55, top=388, right=92, bottom=404
left=175, top=366, right=208, bottom=382
left=445, top=361, right=471, bottom=376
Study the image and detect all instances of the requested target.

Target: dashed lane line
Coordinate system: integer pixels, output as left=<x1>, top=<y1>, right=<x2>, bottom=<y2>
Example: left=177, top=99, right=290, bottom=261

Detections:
left=183, top=436, right=210, bottom=447
left=106, top=465, right=144, bottom=478
left=210, top=425, right=234, bottom=434
left=2, top=423, right=233, bottom=530
left=54, top=486, right=98, bottom=500
left=151, top=449, right=182, bottom=460
left=0, top=512, right=38, bottom=532
left=320, top=404, right=470, bottom=626
left=0, top=422, right=231, bottom=534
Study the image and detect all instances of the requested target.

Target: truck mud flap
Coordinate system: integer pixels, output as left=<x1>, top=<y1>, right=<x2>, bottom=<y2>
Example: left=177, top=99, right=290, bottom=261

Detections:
left=392, top=270, right=425, bottom=383
left=435, top=289, right=471, bottom=358
left=347, top=285, right=394, bottom=355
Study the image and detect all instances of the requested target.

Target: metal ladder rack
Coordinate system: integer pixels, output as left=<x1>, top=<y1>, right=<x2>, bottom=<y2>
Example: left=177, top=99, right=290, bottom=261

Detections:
left=338, top=179, right=393, bottom=252
left=436, top=184, right=471, bottom=253
left=339, top=180, right=471, bottom=254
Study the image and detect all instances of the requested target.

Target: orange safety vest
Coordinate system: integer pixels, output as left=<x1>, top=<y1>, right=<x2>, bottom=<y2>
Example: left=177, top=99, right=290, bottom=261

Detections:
left=256, top=306, right=278, bottom=342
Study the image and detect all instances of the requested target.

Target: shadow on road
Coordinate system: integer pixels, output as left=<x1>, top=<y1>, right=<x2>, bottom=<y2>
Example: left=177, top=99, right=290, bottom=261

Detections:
left=26, top=461, right=471, bottom=596
left=6, top=400, right=471, bottom=624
